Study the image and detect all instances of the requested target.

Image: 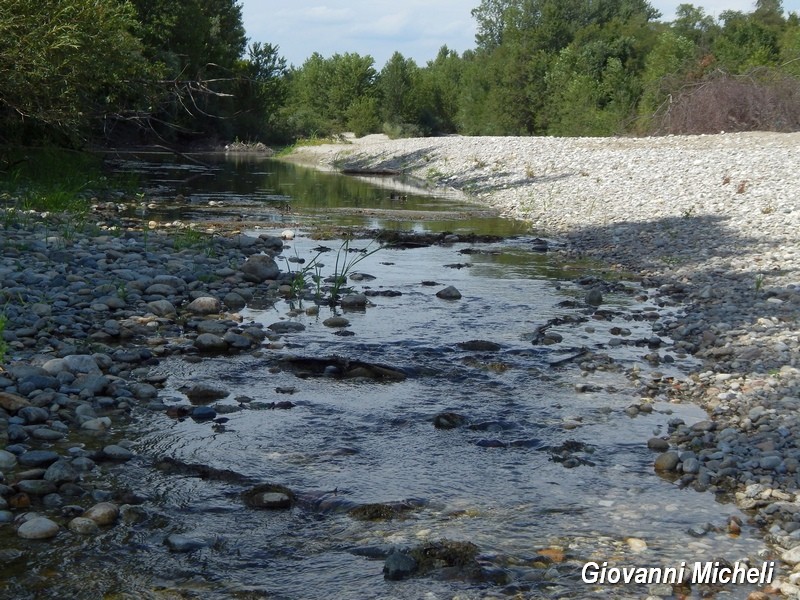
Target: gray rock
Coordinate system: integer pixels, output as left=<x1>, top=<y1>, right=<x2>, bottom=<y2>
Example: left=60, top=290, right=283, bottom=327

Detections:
left=81, top=417, right=112, bottom=431
left=383, top=549, right=417, bottom=580
left=241, top=254, right=280, bottom=282
left=191, top=406, right=217, bottom=421
left=222, top=332, right=253, bottom=349
left=68, top=517, right=100, bottom=535
left=340, top=294, right=367, bottom=309
left=682, top=457, right=700, bottom=474
left=268, top=321, right=306, bottom=334
left=32, top=428, right=66, bottom=441
left=18, top=450, right=60, bottom=468
left=16, top=480, right=58, bottom=496
left=145, top=283, right=178, bottom=296
left=782, top=545, right=800, bottom=565
left=83, top=502, right=119, bottom=526
left=186, top=296, right=222, bottom=315
left=103, top=445, right=134, bottom=461
left=63, top=355, right=103, bottom=375
left=165, top=533, right=208, bottom=552
left=18, top=406, right=49, bottom=424
left=73, top=375, right=109, bottom=395
left=258, top=234, right=284, bottom=251
left=323, top=316, right=350, bottom=327
left=647, top=438, right=670, bottom=452
left=44, top=460, right=79, bottom=484
left=436, top=286, right=462, bottom=300
left=183, top=383, right=229, bottom=403
left=654, top=451, right=680, bottom=472
left=433, top=412, right=468, bottom=429
left=0, top=450, right=17, bottom=470
left=147, top=299, right=177, bottom=317
left=194, top=333, right=228, bottom=352
left=585, top=288, right=604, bottom=306
left=223, top=292, right=247, bottom=310
left=17, top=517, right=59, bottom=540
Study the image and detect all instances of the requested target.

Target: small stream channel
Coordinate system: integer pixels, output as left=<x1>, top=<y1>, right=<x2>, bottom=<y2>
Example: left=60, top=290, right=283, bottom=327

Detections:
left=3, top=152, right=774, bottom=599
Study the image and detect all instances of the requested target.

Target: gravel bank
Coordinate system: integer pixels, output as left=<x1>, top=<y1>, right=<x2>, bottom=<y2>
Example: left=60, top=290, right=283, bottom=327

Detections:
left=290, top=132, right=800, bottom=594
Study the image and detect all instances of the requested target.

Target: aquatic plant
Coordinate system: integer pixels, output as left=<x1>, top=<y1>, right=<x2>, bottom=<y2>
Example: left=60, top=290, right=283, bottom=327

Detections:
left=327, top=238, right=381, bottom=305
left=281, top=238, right=381, bottom=306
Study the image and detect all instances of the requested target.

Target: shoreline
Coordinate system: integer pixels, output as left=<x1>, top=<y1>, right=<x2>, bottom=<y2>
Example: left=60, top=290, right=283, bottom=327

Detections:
left=288, top=132, right=800, bottom=594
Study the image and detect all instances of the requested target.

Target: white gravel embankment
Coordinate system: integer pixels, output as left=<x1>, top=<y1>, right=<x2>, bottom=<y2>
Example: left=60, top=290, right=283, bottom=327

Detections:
left=290, top=132, right=800, bottom=595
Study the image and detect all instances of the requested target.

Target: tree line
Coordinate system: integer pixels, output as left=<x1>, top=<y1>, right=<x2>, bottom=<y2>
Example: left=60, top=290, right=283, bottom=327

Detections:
left=1, top=0, right=798, bottom=148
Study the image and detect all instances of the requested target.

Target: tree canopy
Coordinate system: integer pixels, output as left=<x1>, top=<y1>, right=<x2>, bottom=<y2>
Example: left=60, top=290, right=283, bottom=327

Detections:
left=1, top=0, right=799, bottom=147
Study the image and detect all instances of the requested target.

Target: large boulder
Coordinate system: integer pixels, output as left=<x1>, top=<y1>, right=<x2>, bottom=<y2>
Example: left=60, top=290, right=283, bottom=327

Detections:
left=241, top=255, right=280, bottom=282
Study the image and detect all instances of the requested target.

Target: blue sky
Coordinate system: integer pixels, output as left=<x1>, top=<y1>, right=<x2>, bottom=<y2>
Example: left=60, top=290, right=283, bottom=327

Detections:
left=240, top=1, right=800, bottom=69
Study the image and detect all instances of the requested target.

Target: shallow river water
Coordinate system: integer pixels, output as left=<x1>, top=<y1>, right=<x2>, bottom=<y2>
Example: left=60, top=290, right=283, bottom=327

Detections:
left=3, top=152, right=775, bottom=599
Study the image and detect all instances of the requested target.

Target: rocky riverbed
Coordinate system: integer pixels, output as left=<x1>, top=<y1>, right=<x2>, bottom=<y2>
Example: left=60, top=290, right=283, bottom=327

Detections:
left=288, top=132, right=800, bottom=596
left=0, top=132, right=798, bottom=597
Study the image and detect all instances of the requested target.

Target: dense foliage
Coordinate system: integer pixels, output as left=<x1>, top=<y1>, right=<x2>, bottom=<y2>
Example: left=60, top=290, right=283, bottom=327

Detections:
left=1, top=0, right=799, bottom=147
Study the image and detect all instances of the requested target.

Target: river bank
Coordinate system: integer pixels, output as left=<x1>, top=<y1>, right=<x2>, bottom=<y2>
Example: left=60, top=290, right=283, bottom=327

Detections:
left=288, top=132, right=800, bottom=595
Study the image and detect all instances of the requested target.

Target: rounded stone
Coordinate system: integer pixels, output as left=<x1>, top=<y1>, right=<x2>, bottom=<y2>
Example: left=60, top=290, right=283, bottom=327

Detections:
left=340, top=294, right=367, bottom=309
left=268, top=321, right=306, bottom=334
left=191, top=406, right=217, bottom=421
left=384, top=550, right=417, bottom=580
left=194, top=333, right=228, bottom=352
left=103, top=445, right=134, bottom=461
left=585, top=288, right=604, bottom=306
left=83, top=502, right=119, bottom=526
left=17, top=517, right=59, bottom=540
left=16, top=480, right=58, bottom=496
left=654, top=451, right=680, bottom=472
left=44, top=460, right=79, bottom=484
left=68, top=517, right=100, bottom=535
left=165, top=533, right=207, bottom=552
left=186, top=296, right=222, bottom=315
left=0, top=450, right=17, bottom=470
left=147, top=300, right=177, bottom=317
left=323, top=316, right=350, bottom=328
left=436, top=286, right=462, bottom=300
left=17, top=450, right=60, bottom=468
left=647, top=437, right=670, bottom=452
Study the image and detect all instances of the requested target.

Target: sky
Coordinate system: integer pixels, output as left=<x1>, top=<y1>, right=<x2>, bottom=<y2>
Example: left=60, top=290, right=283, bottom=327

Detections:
left=240, top=0, right=800, bottom=69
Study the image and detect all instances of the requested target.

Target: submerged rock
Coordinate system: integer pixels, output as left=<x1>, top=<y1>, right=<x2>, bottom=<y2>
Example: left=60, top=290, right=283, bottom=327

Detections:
left=384, top=549, right=418, bottom=580
left=433, top=412, right=468, bottom=429
left=436, top=285, right=462, bottom=300
left=242, top=483, right=295, bottom=509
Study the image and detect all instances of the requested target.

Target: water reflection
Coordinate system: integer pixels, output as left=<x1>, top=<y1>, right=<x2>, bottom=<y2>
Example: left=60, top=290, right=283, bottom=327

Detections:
left=107, top=151, right=529, bottom=235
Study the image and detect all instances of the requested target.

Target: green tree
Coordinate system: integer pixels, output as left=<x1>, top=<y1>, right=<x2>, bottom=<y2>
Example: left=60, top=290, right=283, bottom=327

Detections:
left=0, top=0, right=152, bottom=144
left=417, top=46, right=464, bottom=133
left=637, top=31, right=698, bottom=126
left=377, top=52, right=419, bottom=126
left=672, top=4, right=719, bottom=51
left=129, top=0, right=248, bottom=138
left=715, top=11, right=781, bottom=72
left=284, top=52, right=378, bottom=137
left=230, top=42, right=289, bottom=141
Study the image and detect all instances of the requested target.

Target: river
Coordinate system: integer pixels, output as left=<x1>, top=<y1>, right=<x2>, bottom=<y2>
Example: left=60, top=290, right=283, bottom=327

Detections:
left=2, top=151, right=773, bottom=599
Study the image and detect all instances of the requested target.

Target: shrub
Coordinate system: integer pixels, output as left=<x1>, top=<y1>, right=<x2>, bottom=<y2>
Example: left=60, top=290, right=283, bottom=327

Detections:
left=651, top=69, right=800, bottom=134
